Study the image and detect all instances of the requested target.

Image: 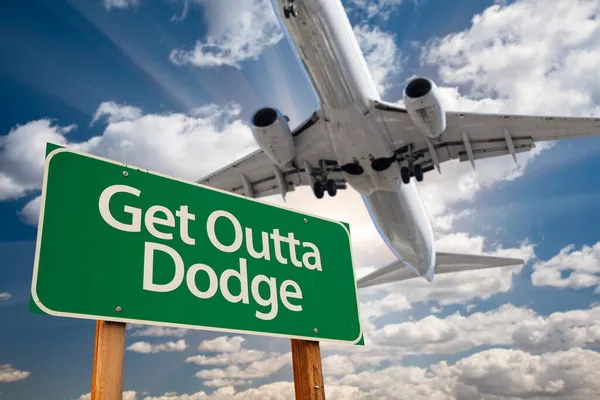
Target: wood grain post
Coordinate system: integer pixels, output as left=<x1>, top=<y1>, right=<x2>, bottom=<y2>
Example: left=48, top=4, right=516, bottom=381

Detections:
left=91, top=320, right=126, bottom=400
left=291, top=339, right=325, bottom=400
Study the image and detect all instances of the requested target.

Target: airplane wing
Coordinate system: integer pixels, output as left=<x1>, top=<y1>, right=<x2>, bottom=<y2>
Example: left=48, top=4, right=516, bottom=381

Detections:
left=356, top=251, right=524, bottom=289
left=197, top=111, right=344, bottom=199
left=372, top=100, right=600, bottom=174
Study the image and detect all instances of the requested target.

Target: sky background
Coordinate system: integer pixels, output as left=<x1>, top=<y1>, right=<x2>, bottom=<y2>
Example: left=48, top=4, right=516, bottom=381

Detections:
left=1, top=0, right=600, bottom=399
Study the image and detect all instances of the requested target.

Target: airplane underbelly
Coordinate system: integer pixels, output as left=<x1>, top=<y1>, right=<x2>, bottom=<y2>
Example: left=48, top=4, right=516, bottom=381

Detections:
left=277, top=0, right=379, bottom=112
left=362, top=183, right=435, bottom=277
left=325, top=108, right=400, bottom=193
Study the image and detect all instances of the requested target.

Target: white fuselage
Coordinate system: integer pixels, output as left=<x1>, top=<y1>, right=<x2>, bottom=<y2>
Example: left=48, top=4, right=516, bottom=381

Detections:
left=271, top=0, right=436, bottom=279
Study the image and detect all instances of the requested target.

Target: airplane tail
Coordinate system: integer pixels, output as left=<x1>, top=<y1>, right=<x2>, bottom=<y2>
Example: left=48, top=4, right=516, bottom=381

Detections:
left=356, top=252, right=523, bottom=289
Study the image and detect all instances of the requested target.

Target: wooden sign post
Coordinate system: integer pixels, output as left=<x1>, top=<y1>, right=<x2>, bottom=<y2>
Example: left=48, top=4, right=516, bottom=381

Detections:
left=88, top=324, right=326, bottom=400
left=291, top=339, right=325, bottom=400
left=91, top=321, right=127, bottom=400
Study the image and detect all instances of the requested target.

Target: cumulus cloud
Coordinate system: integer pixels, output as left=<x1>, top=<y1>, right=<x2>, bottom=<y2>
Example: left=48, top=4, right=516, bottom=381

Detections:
left=0, top=292, right=11, bottom=301
left=326, top=303, right=600, bottom=372
left=532, top=242, right=600, bottom=291
left=91, top=101, right=143, bottom=125
left=203, top=379, right=251, bottom=388
left=0, top=119, right=74, bottom=201
left=118, top=348, right=600, bottom=399
left=194, top=353, right=291, bottom=380
left=186, top=349, right=269, bottom=366
left=198, top=336, right=246, bottom=353
left=422, top=0, right=600, bottom=117
left=143, top=382, right=295, bottom=400
left=102, top=0, right=139, bottom=12
left=18, top=195, right=41, bottom=226
left=348, top=0, right=405, bottom=20
left=0, top=101, right=255, bottom=224
left=126, top=339, right=187, bottom=354
left=130, top=325, right=189, bottom=338
left=169, top=0, right=283, bottom=68
left=0, top=364, right=30, bottom=383
left=353, top=25, right=400, bottom=95
left=360, top=292, right=412, bottom=321
left=77, top=391, right=137, bottom=400
left=329, top=347, right=600, bottom=400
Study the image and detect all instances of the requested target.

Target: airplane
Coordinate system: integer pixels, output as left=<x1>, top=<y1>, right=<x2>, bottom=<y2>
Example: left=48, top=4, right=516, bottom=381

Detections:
left=198, top=0, right=600, bottom=290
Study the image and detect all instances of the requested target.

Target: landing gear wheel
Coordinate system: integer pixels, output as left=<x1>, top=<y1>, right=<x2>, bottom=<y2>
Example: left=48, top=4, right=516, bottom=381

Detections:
left=283, top=4, right=297, bottom=18
left=313, top=181, right=324, bottom=199
left=414, top=164, right=424, bottom=182
left=325, top=180, right=337, bottom=197
left=400, top=167, right=411, bottom=184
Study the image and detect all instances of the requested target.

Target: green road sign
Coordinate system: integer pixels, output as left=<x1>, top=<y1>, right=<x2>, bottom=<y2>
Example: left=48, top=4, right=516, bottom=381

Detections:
left=31, top=145, right=363, bottom=345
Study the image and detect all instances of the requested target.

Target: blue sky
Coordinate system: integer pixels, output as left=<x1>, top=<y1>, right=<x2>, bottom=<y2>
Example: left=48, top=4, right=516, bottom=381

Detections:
left=2, top=0, right=600, bottom=399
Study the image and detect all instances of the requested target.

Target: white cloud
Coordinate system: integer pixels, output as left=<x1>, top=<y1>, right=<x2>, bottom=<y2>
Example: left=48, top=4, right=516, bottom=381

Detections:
left=140, top=347, right=600, bottom=399
left=91, top=101, right=143, bottom=125
left=194, top=352, right=291, bottom=380
left=328, top=304, right=600, bottom=366
left=169, top=0, right=283, bottom=69
left=143, top=382, right=295, bottom=400
left=186, top=349, right=268, bottom=366
left=170, top=0, right=189, bottom=23
left=348, top=0, right=404, bottom=20
left=0, top=101, right=255, bottom=224
left=102, top=0, right=139, bottom=12
left=198, top=336, right=246, bottom=353
left=141, top=382, right=366, bottom=399
left=532, top=242, right=600, bottom=291
left=77, top=391, right=137, bottom=400
left=0, top=120, right=73, bottom=201
left=353, top=25, right=400, bottom=96
left=361, top=292, right=412, bottom=319
left=0, top=292, right=11, bottom=301
left=0, top=364, right=30, bottom=383
left=422, top=0, right=600, bottom=117
left=329, top=347, right=600, bottom=400
left=323, top=355, right=358, bottom=377
left=130, top=326, right=189, bottom=338
left=126, top=339, right=187, bottom=354
left=18, top=196, right=41, bottom=226
left=203, top=379, right=251, bottom=388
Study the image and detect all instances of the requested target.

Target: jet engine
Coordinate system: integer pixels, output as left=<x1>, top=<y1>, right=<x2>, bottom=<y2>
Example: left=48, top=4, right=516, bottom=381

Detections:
left=403, top=77, right=446, bottom=138
left=250, top=107, right=296, bottom=167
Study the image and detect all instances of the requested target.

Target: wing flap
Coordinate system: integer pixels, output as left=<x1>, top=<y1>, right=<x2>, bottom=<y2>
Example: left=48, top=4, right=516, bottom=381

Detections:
left=369, top=101, right=600, bottom=175
left=356, top=252, right=524, bottom=289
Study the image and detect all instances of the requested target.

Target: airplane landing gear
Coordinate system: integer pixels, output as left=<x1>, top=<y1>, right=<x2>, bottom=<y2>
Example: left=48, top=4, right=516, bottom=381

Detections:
left=401, top=164, right=424, bottom=184
left=312, top=179, right=337, bottom=198
left=399, top=144, right=424, bottom=184
left=283, top=1, right=297, bottom=18
left=325, top=179, right=337, bottom=197
left=414, top=164, right=424, bottom=182
left=401, top=167, right=410, bottom=184
left=313, top=181, right=324, bottom=199
left=308, top=159, right=343, bottom=199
